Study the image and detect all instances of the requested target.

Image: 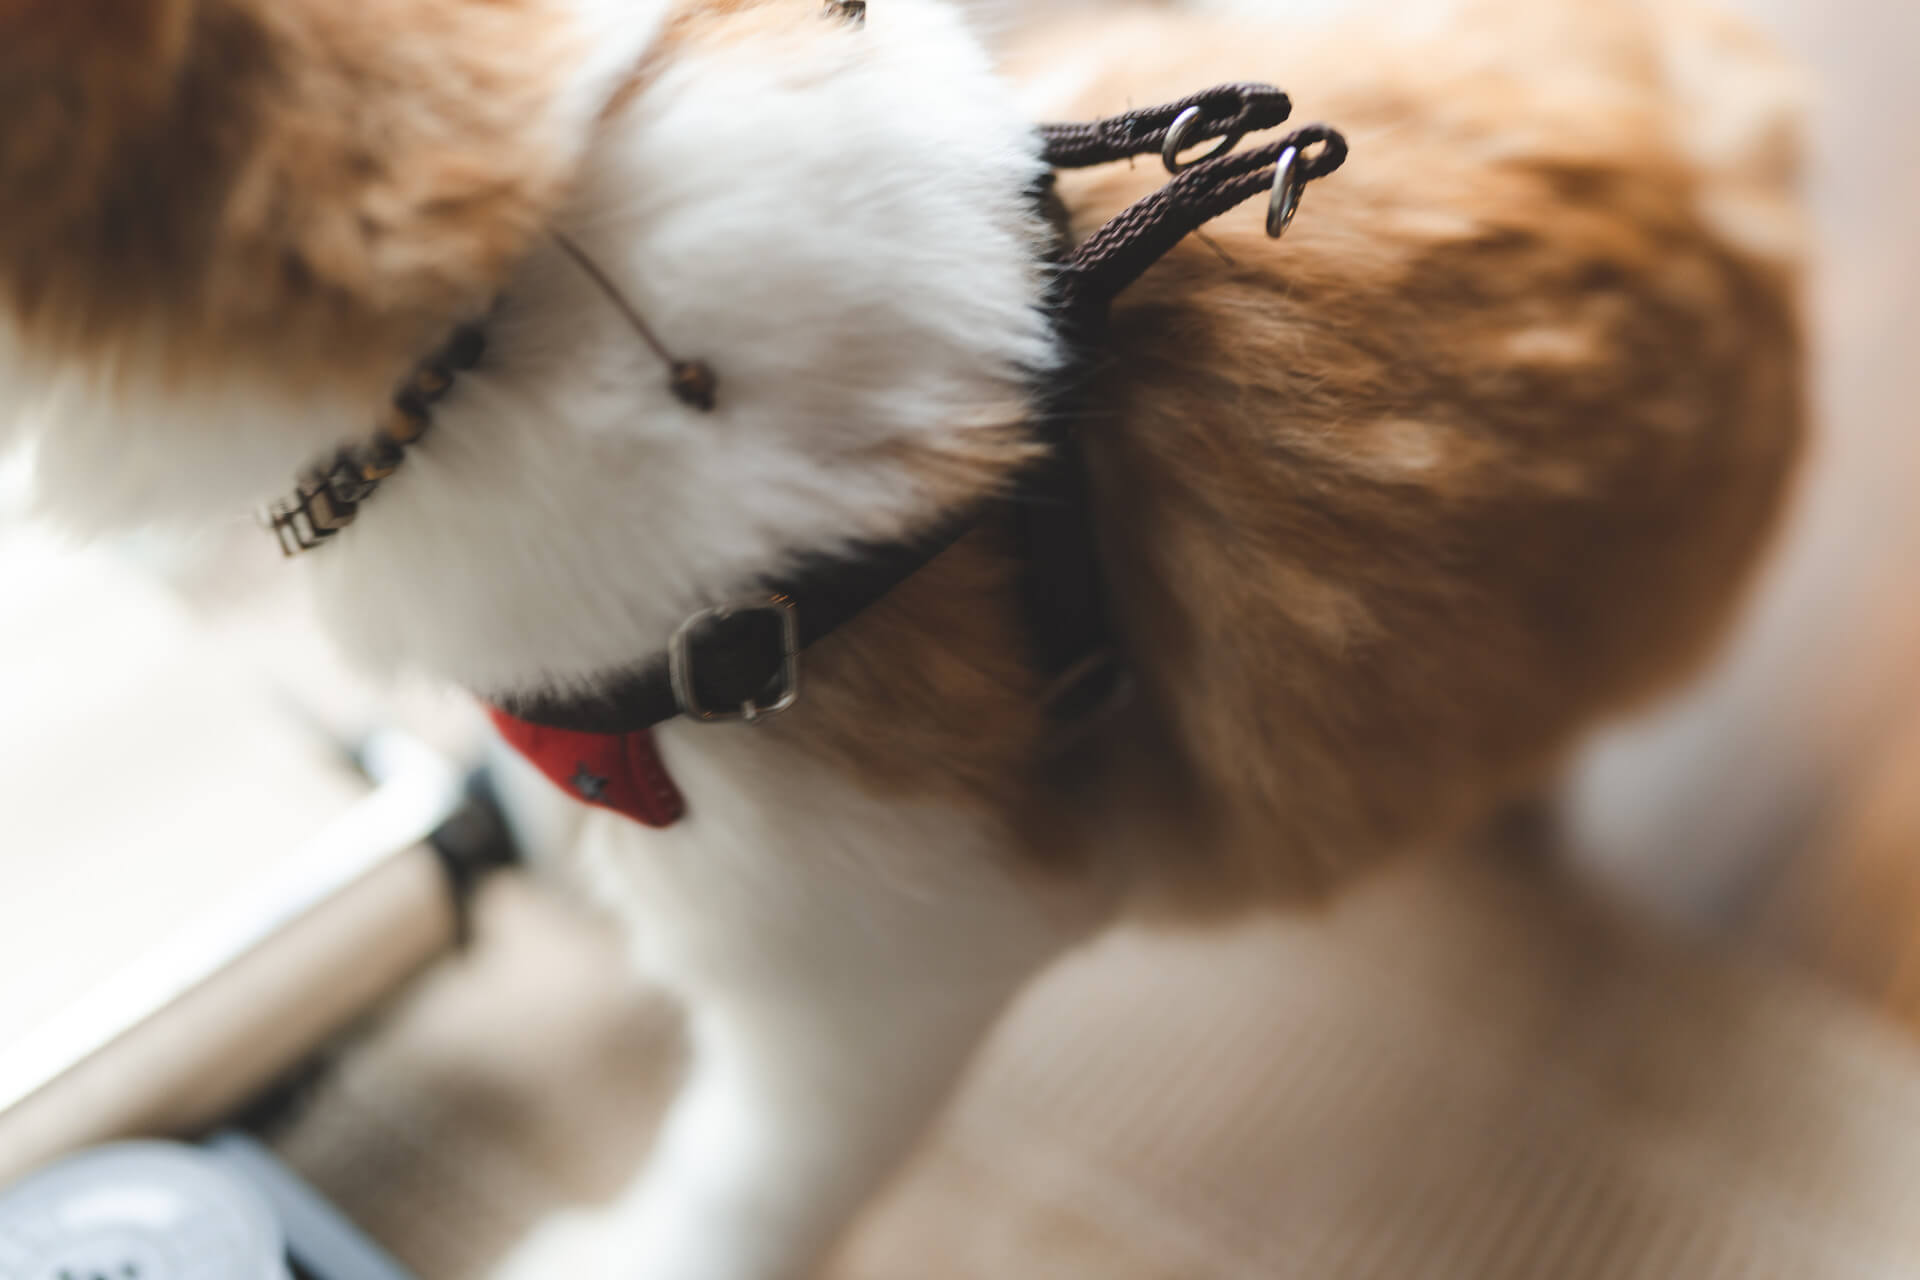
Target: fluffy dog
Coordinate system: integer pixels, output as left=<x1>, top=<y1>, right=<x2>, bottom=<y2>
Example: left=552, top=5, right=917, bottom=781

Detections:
left=0, top=0, right=1804, bottom=1275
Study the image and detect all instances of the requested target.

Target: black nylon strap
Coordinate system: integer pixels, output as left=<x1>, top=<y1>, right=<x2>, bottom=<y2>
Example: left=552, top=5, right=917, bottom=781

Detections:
left=494, top=509, right=977, bottom=734
left=1037, top=83, right=1294, bottom=171
left=1056, top=124, right=1348, bottom=322
left=1021, top=115, right=1347, bottom=721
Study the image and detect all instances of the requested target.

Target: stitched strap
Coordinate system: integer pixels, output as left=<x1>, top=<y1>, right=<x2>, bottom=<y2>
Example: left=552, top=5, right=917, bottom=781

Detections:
left=1038, top=83, right=1294, bottom=171
left=493, top=509, right=978, bottom=734
left=1056, top=124, right=1348, bottom=323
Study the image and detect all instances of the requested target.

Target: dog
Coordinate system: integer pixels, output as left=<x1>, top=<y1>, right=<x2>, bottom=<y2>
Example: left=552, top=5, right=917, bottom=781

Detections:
left=0, top=0, right=1805, bottom=1275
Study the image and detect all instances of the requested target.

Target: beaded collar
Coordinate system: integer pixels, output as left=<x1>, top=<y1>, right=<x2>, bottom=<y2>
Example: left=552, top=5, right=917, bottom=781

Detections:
left=262, top=227, right=722, bottom=559
left=262, top=325, right=487, bottom=556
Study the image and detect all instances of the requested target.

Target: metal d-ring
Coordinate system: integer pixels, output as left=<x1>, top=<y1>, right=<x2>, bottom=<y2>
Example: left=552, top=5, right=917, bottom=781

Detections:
left=1162, top=106, right=1246, bottom=174
left=1266, top=145, right=1304, bottom=239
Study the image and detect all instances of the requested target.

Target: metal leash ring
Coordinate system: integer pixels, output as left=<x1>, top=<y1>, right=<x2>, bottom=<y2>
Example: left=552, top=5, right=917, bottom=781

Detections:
left=1266, top=145, right=1305, bottom=239
left=1161, top=105, right=1247, bottom=174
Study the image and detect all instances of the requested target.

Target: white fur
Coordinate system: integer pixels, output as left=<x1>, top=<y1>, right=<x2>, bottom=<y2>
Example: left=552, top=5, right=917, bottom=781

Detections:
left=493, top=727, right=1104, bottom=1280
left=314, top=0, right=1057, bottom=696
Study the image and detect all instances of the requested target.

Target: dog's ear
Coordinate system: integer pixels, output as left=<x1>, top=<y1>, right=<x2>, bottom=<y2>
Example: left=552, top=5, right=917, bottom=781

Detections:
left=0, top=0, right=198, bottom=86
left=0, top=0, right=198, bottom=230
left=0, top=0, right=604, bottom=393
left=0, top=0, right=277, bottom=378
left=0, top=0, right=206, bottom=198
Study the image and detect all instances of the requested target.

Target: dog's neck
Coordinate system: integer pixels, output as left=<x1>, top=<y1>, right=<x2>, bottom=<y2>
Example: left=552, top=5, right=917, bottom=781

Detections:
left=302, top=0, right=1057, bottom=700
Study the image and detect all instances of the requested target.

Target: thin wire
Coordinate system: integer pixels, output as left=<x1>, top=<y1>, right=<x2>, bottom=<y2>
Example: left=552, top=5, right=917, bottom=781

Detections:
left=551, top=230, right=682, bottom=371
left=551, top=230, right=717, bottom=410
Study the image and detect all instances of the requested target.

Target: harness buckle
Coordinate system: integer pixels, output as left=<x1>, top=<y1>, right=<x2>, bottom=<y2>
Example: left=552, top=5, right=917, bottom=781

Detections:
left=669, top=596, right=802, bottom=724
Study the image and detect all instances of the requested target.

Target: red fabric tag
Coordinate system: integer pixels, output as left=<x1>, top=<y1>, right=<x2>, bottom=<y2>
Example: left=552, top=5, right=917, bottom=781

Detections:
left=486, top=706, right=687, bottom=828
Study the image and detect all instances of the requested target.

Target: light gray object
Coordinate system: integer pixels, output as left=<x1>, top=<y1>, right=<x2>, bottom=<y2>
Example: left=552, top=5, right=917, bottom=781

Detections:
left=0, top=1138, right=419, bottom=1280
left=0, top=1141, right=288, bottom=1280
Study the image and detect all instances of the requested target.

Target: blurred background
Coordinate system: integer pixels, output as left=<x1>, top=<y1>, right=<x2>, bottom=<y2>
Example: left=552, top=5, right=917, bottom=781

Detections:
left=1567, top=0, right=1920, bottom=999
left=2, top=0, right=1918, bottom=1276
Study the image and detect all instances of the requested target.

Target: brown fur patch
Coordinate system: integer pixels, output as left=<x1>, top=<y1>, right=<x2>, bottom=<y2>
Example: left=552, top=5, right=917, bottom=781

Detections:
left=0, top=0, right=600, bottom=397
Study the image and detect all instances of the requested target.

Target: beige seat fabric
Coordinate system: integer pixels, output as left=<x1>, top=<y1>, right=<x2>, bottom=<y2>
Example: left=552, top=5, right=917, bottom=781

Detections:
left=271, top=852, right=1920, bottom=1280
